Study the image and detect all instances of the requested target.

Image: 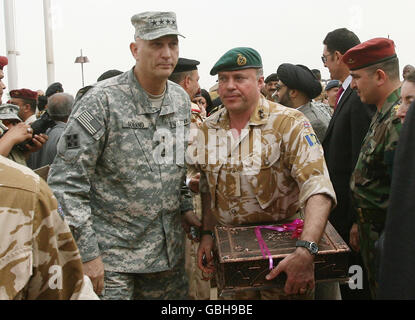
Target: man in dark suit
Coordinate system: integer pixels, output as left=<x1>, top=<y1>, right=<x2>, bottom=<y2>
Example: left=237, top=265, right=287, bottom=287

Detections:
left=322, top=28, right=376, bottom=299
left=378, top=103, right=415, bottom=299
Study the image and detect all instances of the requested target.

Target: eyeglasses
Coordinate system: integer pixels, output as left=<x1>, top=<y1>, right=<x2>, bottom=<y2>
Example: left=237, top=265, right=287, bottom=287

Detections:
left=321, top=53, right=333, bottom=64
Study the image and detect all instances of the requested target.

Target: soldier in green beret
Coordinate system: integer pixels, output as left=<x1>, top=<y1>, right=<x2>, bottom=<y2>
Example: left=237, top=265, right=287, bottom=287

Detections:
left=189, top=47, right=337, bottom=300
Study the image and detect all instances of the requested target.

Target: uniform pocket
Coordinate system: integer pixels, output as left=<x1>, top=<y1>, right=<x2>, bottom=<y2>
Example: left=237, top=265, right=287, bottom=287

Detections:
left=245, top=143, right=281, bottom=210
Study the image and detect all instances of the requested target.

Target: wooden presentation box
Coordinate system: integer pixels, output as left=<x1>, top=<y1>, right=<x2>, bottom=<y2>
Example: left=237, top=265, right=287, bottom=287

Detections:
left=214, top=221, right=350, bottom=297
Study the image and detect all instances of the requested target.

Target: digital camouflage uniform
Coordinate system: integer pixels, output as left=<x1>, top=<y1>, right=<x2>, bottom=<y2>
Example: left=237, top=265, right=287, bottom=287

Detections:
left=189, top=97, right=337, bottom=299
left=297, top=101, right=332, bottom=143
left=48, top=69, right=193, bottom=300
left=0, top=156, right=97, bottom=300
left=351, top=88, right=402, bottom=298
left=185, top=106, right=211, bottom=300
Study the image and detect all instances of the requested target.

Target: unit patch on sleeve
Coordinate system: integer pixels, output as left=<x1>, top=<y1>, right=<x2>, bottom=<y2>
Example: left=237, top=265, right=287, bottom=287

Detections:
left=66, top=134, right=80, bottom=149
left=305, top=134, right=321, bottom=147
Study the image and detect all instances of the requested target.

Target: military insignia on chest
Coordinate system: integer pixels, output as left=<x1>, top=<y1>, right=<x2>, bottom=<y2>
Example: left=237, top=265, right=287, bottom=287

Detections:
left=65, top=134, right=80, bottom=149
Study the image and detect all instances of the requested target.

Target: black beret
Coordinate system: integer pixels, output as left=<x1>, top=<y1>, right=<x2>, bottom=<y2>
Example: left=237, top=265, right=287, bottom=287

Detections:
left=265, top=73, right=279, bottom=83
left=325, top=80, right=341, bottom=91
left=46, top=82, right=64, bottom=97
left=97, top=69, right=123, bottom=82
left=173, top=58, right=200, bottom=73
left=277, top=64, right=322, bottom=100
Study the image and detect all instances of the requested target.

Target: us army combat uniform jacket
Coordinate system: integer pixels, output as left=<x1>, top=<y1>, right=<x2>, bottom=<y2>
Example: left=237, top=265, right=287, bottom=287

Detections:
left=189, top=97, right=336, bottom=226
left=48, top=69, right=193, bottom=274
left=0, top=156, right=97, bottom=300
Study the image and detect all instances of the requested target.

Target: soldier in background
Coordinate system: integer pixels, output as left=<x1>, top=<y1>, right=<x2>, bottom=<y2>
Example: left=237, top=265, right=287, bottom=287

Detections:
left=0, top=104, right=48, bottom=166
left=0, top=155, right=97, bottom=300
left=276, top=63, right=332, bottom=143
left=325, top=80, right=342, bottom=111
left=191, top=47, right=336, bottom=300
left=48, top=11, right=197, bottom=300
left=9, top=89, right=39, bottom=125
left=263, top=73, right=279, bottom=101
left=169, top=58, right=210, bottom=300
left=346, top=38, right=402, bottom=298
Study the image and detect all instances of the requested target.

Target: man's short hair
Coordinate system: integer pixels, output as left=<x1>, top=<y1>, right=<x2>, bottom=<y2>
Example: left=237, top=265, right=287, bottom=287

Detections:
left=23, top=98, right=37, bottom=114
left=169, top=71, right=193, bottom=85
left=256, top=68, right=264, bottom=79
left=48, top=93, right=74, bottom=122
left=404, top=70, right=415, bottom=84
left=366, top=57, right=400, bottom=81
left=323, top=28, right=361, bottom=55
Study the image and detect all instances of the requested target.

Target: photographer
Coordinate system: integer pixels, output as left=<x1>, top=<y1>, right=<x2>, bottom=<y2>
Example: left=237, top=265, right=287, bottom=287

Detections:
left=0, top=104, right=48, bottom=166
left=28, top=93, right=74, bottom=170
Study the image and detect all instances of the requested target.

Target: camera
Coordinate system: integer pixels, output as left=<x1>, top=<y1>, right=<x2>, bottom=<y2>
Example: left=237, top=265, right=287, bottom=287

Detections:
left=15, top=111, right=56, bottom=152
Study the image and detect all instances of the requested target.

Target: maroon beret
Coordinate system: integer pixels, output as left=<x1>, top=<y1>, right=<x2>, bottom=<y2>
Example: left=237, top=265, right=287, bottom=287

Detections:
left=0, top=56, right=8, bottom=70
left=342, top=38, right=396, bottom=71
left=9, top=88, right=39, bottom=101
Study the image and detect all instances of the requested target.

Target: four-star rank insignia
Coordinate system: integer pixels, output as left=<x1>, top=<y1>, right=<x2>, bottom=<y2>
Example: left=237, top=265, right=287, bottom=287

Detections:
left=150, top=18, right=176, bottom=26
left=237, top=54, right=247, bottom=66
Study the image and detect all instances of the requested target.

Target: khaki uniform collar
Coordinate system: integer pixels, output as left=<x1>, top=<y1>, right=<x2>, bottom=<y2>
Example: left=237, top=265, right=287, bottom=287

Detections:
left=209, top=95, right=270, bottom=129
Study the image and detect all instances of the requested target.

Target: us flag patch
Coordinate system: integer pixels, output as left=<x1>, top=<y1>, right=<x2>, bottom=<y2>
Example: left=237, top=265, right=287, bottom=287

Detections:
left=304, top=121, right=312, bottom=129
left=76, top=111, right=102, bottom=136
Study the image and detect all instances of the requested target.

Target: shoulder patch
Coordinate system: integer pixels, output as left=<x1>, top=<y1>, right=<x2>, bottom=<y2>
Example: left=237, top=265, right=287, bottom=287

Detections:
left=305, top=134, right=321, bottom=147
left=76, top=111, right=102, bottom=136
left=65, top=134, right=80, bottom=149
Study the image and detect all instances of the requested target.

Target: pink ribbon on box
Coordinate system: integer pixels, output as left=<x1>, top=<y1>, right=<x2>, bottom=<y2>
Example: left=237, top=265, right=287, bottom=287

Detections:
left=254, top=219, right=304, bottom=270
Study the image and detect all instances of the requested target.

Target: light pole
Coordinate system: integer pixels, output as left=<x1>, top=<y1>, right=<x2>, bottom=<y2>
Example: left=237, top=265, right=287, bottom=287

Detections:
left=74, top=49, right=89, bottom=87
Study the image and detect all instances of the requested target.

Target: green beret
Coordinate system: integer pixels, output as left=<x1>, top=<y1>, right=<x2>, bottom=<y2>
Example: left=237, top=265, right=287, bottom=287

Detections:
left=210, top=47, right=262, bottom=76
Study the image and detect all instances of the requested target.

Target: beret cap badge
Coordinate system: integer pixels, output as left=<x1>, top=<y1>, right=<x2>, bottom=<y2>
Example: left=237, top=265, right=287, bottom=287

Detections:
left=237, top=54, right=248, bottom=66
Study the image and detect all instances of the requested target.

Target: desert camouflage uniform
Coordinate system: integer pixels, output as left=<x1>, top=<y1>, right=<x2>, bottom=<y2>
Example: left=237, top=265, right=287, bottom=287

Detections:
left=185, top=106, right=211, bottom=300
left=188, top=97, right=336, bottom=299
left=48, top=69, right=193, bottom=300
left=0, top=156, right=97, bottom=300
left=8, top=149, right=27, bottom=166
left=351, top=88, right=402, bottom=298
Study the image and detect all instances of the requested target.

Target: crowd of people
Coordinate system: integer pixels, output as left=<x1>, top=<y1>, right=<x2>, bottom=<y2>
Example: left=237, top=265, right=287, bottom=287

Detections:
left=1, top=11, right=415, bottom=301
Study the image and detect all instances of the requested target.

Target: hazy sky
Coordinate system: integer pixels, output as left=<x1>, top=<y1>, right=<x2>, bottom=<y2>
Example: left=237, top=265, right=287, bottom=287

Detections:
left=1, top=0, right=414, bottom=97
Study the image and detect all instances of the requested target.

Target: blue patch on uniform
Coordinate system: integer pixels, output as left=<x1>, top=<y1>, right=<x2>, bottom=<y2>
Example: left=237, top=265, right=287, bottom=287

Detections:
left=305, top=134, right=320, bottom=147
